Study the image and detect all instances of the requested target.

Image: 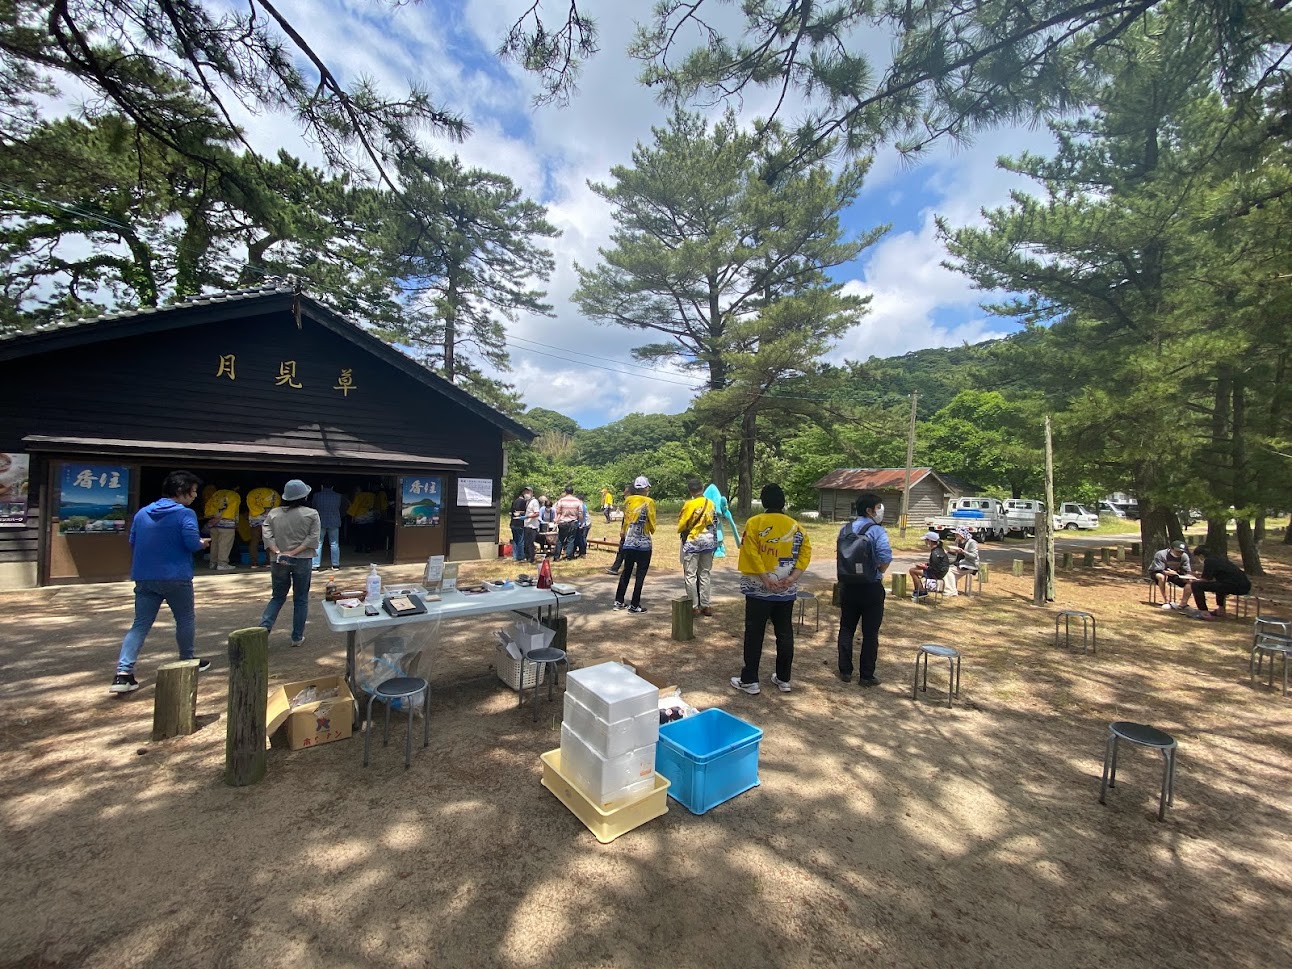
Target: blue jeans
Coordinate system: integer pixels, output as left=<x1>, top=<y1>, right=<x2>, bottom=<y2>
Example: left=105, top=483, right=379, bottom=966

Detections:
left=116, top=579, right=196, bottom=674
left=511, top=521, right=526, bottom=561
left=313, top=525, right=341, bottom=569
left=259, top=557, right=314, bottom=642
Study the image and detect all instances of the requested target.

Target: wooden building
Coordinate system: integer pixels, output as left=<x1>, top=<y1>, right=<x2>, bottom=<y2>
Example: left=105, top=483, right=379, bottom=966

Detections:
left=0, top=285, right=534, bottom=589
left=813, top=468, right=971, bottom=522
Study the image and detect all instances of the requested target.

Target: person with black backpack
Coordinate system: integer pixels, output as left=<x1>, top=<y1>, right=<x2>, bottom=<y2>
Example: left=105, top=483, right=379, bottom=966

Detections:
left=836, top=492, right=893, bottom=687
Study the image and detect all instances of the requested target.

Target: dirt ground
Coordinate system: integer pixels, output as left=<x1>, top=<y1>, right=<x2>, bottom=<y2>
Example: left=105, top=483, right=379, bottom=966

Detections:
left=2, top=540, right=1291, bottom=969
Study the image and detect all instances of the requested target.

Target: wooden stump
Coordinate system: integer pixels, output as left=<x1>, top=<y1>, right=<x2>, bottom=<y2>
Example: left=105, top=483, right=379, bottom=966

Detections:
left=831, top=582, right=840, bottom=608
left=1114, top=545, right=1124, bottom=562
left=225, top=626, right=269, bottom=787
left=1100, top=547, right=1112, bottom=564
left=891, top=574, right=908, bottom=598
left=1012, top=559, right=1024, bottom=577
left=671, top=597, right=695, bottom=642
left=1083, top=550, right=1095, bottom=567
left=152, top=659, right=199, bottom=741
left=979, top=564, right=989, bottom=584
left=1131, top=542, right=1142, bottom=557
left=1061, top=551, right=1074, bottom=570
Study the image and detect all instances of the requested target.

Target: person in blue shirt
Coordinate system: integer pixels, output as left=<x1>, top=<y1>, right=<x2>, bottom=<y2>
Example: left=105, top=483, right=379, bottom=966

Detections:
left=311, top=481, right=344, bottom=571
left=835, top=492, right=893, bottom=687
left=109, top=470, right=211, bottom=694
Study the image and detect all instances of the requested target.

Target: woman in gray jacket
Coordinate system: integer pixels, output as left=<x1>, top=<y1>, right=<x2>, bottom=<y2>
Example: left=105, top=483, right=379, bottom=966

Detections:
left=259, top=479, right=322, bottom=646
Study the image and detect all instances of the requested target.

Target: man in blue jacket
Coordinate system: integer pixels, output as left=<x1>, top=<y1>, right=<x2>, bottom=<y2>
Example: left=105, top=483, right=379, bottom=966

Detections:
left=110, top=471, right=211, bottom=694
left=835, top=492, right=894, bottom=687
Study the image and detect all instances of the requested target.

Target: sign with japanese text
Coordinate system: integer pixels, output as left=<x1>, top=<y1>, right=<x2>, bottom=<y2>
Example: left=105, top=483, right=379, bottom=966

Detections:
left=399, top=476, right=443, bottom=527
left=59, top=464, right=130, bottom=534
left=456, top=477, right=493, bottom=507
left=0, top=453, right=31, bottom=527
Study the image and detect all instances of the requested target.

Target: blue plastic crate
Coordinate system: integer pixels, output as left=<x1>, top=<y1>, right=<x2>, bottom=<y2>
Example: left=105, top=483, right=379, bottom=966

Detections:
left=656, top=708, right=762, bottom=815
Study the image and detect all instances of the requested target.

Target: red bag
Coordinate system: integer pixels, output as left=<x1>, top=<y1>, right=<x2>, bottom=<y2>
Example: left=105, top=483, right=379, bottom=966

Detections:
left=537, top=558, right=553, bottom=589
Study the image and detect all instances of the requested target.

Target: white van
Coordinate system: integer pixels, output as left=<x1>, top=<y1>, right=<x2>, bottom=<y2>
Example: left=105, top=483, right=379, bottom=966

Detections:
left=1003, top=499, right=1045, bottom=535
left=1054, top=502, right=1099, bottom=530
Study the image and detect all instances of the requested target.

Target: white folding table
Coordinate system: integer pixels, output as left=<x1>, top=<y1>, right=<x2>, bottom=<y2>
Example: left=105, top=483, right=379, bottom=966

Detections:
left=321, top=584, right=581, bottom=694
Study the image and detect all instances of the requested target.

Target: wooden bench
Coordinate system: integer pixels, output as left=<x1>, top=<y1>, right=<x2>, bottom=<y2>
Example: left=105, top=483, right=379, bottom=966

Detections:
left=586, top=538, right=620, bottom=553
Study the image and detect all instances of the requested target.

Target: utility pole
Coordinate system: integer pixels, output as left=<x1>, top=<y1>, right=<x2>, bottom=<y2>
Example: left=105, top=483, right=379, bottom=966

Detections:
left=1034, top=415, right=1056, bottom=605
left=898, top=391, right=918, bottom=538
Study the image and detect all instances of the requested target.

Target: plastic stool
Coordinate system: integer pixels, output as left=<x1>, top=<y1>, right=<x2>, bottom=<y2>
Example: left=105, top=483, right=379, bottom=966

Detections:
left=521, top=646, right=567, bottom=721
left=363, top=676, right=430, bottom=769
left=912, top=643, right=961, bottom=708
left=1099, top=721, right=1176, bottom=821
left=795, top=590, right=820, bottom=634
left=1251, top=632, right=1292, bottom=696
left=1055, top=610, right=1097, bottom=653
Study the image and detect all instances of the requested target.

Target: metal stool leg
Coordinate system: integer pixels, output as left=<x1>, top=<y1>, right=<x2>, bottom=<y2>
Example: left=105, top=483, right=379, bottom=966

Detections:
left=1157, top=748, right=1171, bottom=820
left=922, top=652, right=930, bottom=693
left=945, top=655, right=954, bottom=707
left=404, top=702, right=414, bottom=769
left=1099, top=731, right=1114, bottom=804
left=1090, top=616, right=1097, bottom=653
left=954, top=655, right=961, bottom=699
left=1109, top=734, right=1120, bottom=788
left=423, top=683, right=431, bottom=749
left=912, top=651, right=921, bottom=700
left=383, top=698, right=391, bottom=746
left=363, top=693, right=378, bottom=767
left=532, top=658, right=541, bottom=722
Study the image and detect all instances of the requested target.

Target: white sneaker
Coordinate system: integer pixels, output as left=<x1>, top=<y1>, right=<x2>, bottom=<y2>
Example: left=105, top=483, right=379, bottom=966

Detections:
left=216, top=564, right=235, bottom=572
left=1160, top=602, right=1176, bottom=610
left=729, top=677, right=760, bottom=695
left=770, top=674, right=792, bottom=693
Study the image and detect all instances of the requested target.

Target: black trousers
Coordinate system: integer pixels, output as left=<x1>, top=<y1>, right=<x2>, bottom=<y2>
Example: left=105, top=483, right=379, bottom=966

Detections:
left=1192, top=578, right=1249, bottom=611
left=838, top=581, right=886, bottom=680
left=609, top=538, right=625, bottom=572
left=741, top=597, right=794, bottom=684
left=616, top=548, right=652, bottom=606
left=522, top=528, right=537, bottom=562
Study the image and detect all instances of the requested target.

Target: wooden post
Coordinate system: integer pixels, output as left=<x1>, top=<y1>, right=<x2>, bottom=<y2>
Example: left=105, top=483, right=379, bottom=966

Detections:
left=1131, top=541, right=1142, bottom=557
left=152, top=659, right=199, bottom=741
left=1083, top=550, right=1095, bottom=567
left=1114, top=545, right=1124, bottom=562
left=225, top=626, right=269, bottom=787
left=1032, top=512, right=1046, bottom=606
left=1042, top=416, right=1056, bottom=601
left=1012, top=559, right=1024, bottom=577
left=671, top=597, right=694, bottom=641
left=831, top=582, right=840, bottom=608
left=979, top=564, right=989, bottom=584
left=1100, top=547, right=1111, bottom=564
left=891, top=573, right=908, bottom=598
left=1062, top=551, right=1074, bottom=569
left=898, top=391, right=918, bottom=538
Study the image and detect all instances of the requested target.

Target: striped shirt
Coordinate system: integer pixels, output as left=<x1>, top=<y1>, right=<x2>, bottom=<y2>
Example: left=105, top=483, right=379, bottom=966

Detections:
left=312, top=487, right=344, bottom=528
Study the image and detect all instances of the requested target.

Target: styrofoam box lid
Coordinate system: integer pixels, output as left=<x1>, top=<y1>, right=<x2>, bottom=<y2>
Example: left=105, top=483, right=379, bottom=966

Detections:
left=565, top=662, right=659, bottom=722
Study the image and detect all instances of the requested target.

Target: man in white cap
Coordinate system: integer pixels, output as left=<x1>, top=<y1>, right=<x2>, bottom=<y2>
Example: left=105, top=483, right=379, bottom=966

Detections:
left=259, top=479, right=321, bottom=646
left=908, top=530, right=951, bottom=600
left=614, top=475, right=656, bottom=613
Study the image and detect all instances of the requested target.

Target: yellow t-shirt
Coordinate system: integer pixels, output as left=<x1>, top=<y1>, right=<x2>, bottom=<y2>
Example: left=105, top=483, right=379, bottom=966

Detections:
left=620, top=495, right=656, bottom=550
left=600, top=488, right=613, bottom=507
left=204, top=489, right=241, bottom=528
left=678, top=495, right=717, bottom=551
left=246, top=487, right=280, bottom=524
left=738, top=511, right=811, bottom=600
left=348, top=491, right=376, bottom=522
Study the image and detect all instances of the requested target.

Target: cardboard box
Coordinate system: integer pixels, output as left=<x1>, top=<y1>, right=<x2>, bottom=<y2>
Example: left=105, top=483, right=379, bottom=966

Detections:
left=266, top=674, right=354, bottom=751
left=619, top=656, right=678, bottom=695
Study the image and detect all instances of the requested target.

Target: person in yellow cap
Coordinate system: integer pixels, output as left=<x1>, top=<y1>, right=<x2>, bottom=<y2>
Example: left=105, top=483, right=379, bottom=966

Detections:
left=204, top=485, right=241, bottom=571
left=244, top=485, right=280, bottom=568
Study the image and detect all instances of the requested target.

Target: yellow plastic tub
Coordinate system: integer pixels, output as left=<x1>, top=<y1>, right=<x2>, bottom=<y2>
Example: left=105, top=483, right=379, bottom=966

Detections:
left=540, top=749, right=670, bottom=843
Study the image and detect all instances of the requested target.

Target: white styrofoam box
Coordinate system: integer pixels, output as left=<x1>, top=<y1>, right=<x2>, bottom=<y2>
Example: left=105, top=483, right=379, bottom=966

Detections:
left=564, top=662, right=658, bottom=723
left=560, top=722, right=657, bottom=807
left=563, top=692, right=659, bottom=758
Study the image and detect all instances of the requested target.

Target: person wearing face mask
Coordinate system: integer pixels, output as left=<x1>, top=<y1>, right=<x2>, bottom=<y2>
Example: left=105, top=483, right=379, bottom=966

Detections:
left=835, top=492, right=893, bottom=687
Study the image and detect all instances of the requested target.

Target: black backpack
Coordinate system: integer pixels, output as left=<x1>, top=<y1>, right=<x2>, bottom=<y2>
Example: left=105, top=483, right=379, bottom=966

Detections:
left=837, top=521, right=876, bottom=580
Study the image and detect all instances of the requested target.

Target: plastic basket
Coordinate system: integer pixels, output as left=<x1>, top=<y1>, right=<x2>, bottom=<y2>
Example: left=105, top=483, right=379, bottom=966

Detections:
left=655, top=708, right=762, bottom=815
left=495, top=641, right=546, bottom=691
left=540, top=749, right=669, bottom=844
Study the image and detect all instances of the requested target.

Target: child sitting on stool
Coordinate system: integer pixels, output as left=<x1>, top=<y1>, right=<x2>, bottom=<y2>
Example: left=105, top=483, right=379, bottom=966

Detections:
left=909, top=531, right=951, bottom=600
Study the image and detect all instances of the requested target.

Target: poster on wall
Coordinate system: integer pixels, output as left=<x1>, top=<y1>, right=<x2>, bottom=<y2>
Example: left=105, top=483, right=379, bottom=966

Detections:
left=59, top=464, right=130, bottom=534
left=0, top=453, right=31, bottom=527
left=456, top=477, right=493, bottom=507
left=399, top=476, right=443, bottom=527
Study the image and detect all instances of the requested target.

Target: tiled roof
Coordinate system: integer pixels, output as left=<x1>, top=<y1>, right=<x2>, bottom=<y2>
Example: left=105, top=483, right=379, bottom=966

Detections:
left=812, top=468, right=933, bottom=491
left=0, top=282, right=295, bottom=342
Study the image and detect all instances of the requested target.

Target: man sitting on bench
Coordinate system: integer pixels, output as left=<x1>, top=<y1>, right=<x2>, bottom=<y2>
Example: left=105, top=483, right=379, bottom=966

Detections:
left=1147, top=540, right=1192, bottom=609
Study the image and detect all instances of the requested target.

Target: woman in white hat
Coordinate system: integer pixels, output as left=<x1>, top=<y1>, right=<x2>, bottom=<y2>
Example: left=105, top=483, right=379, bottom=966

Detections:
left=259, top=479, right=321, bottom=646
left=615, top=476, right=656, bottom=613
left=908, top=530, right=951, bottom=600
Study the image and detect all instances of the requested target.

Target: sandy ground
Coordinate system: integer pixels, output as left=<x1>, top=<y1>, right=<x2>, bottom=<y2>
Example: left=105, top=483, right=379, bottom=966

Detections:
left=2, top=545, right=1291, bottom=969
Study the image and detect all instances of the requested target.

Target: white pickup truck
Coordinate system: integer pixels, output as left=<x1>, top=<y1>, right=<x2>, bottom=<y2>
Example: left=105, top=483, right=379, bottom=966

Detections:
left=1003, top=498, right=1045, bottom=536
left=926, top=497, right=1009, bottom=541
left=1053, top=502, right=1099, bottom=530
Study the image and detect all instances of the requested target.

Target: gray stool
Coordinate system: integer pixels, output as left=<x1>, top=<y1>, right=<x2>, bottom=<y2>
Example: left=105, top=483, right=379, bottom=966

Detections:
left=1148, top=577, right=1179, bottom=607
left=1233, top=594, right=1260, bottom=619
left=1253, top=615, right=1290, bottom=646
left=521, top=646, right=567, bottom=721
left=1099, top=721, right=1177, bottom=821
left=956, top=569, right=982, bottom=597
left=363, top=676, right=430, bottom=769
left=795, top=590, right=820, bottom=634
left=1251, top=632, right=1292, bottom=697
left=912, top=643, right=961, bottom=708
left=1055, top=610, right=1097, bottom=653
left=912, top=577, right=947, bottom=607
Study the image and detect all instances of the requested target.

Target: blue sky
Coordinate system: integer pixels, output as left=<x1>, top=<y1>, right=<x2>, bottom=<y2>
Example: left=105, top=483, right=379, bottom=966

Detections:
left=217, top=0, right=1055, bottom=428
